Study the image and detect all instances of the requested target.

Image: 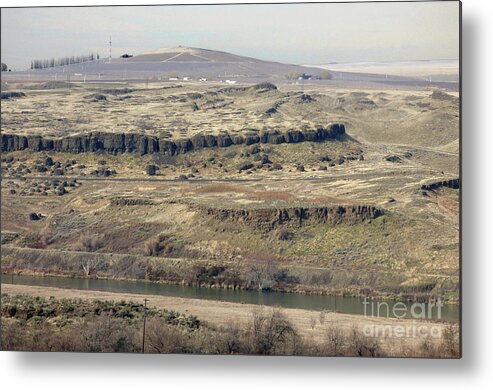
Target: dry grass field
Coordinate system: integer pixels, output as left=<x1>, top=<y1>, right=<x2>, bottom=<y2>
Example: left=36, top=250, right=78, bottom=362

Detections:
left=1, top=80, right=458, bottom=150
left=1, top=75, right=459, bottom=355
left=1, top=79, right=459, bottom=295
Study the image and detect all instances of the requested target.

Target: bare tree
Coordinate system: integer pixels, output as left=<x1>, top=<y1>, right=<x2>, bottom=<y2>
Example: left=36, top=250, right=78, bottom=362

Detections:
left=222, top=322, right=243, bottom=354
left=309, top=316, right=317, bottom=330
left=81, top=257, right=104, bottom=276
left=325, top=324, right=345, bottom=356
left=243, top=252, right=280, bottom=291
left=248, top=308, right=299, bottom=355
left=348, top=327, right=380, bottom=357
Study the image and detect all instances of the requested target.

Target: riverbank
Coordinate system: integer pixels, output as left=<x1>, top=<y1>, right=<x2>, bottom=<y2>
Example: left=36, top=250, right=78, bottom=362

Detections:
left=1, top=246, right=460, bottom=304
left=2, top=283, right=458, bottom=357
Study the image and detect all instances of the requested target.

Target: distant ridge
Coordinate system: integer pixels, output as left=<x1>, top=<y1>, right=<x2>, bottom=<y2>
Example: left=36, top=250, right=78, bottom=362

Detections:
left=9, top=46, right=456, bottom=88
left=19, top=46, right=320, bottom=81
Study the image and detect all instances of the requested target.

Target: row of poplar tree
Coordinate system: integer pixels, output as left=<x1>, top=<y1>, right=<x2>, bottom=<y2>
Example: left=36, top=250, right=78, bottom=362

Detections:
left=30, top=53, right=100, bottom=70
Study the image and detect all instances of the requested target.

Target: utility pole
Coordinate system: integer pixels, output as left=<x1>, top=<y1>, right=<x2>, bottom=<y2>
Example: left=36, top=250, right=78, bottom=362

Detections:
left=109, top=36, right=112, bottom=64
left=142, top=298, right=148, bottom=353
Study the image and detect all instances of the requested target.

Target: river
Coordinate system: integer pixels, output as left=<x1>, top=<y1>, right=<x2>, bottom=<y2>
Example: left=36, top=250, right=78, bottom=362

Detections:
left=1, top=273, right=459, bottom=322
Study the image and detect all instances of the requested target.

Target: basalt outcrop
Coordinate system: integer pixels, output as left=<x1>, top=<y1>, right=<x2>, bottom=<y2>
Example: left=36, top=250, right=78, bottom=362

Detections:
left=421, top=178, right=460, bottom=191
left=202, top=204, right=384, bottom=231
left=109, top=197, right=155, bottom=206
left=1, top=124, right=345, bottom=156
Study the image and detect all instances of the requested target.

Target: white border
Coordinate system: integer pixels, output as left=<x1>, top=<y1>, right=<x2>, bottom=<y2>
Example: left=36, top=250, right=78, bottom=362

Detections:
left=2, top=0, right=492, bottom=389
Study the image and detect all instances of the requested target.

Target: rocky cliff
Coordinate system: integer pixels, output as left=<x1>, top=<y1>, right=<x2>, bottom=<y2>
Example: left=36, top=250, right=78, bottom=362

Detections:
left=109, top=197, right=155, bottom=206
left=1, top=124, right=345, bottom=155
left=203, top=204, right=383, bottom=231
left=421, top=178, right=460, bottom=191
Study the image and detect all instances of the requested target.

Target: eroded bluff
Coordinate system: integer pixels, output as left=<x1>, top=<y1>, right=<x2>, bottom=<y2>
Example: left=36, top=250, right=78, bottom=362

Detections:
left=1, top=124, right=345, bottom=155
left=421, top=178, right=460, bottom=191
left=202, top=205, right=384, bottom=231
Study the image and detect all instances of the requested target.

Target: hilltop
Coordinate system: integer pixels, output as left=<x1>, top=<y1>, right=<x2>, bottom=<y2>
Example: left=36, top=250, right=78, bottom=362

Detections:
left=114, top=46, right=268, bottom=64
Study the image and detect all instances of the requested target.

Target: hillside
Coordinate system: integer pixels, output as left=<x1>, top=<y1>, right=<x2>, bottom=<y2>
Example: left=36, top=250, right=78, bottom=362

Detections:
left=2, top=46, right=445, bottom=87
left=114, top=46, right=266, bottom=64
left=8, top=46, right=323, bottom=82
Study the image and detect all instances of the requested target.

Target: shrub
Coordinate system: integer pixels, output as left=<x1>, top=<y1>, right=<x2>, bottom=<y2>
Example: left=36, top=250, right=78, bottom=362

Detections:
left=261, top=154, right=271, bottom=164
left=1, top=91, right=25, bottom=100
left=319, top=70, right=333, bottom=80
left=143, top=237, right=163, bottom=256
left=252, top=82, right=277, bottom=91
left=29, top=241, right=47, bottom=250
left=237, top=162, right=254, bottom=172
left=248, top=144, right=260, bottom=154
left=29, top=212, right=41, bottom=221
left=143, top=317, right=188, bottom=353
left=276, top=227, right=291, bottom=241
left=284, top=71, right=304, bottom=80
left=92, top=94, right=107, bottom=101
left=146, top=165, right=158, bottom=176
left=78, top=235, right=103, bottom=253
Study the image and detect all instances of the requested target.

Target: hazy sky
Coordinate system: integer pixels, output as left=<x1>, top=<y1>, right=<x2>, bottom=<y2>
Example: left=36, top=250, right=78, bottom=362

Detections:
left=1, top=1, right=460, bottom=70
